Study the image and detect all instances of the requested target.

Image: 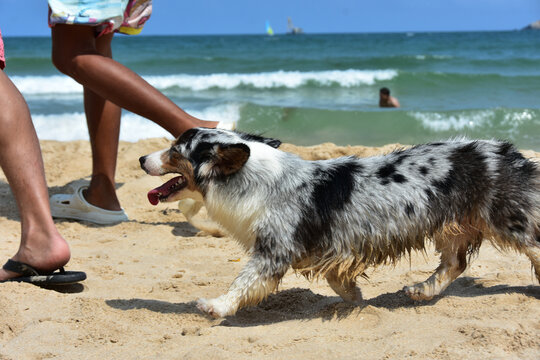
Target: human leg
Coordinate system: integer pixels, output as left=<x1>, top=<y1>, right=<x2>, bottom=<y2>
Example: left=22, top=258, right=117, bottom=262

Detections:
left=0, top=70, right=70, bottom=280
left=83, top=33, right=122, bottom=211
left=51, top=24, right=217, bottom=138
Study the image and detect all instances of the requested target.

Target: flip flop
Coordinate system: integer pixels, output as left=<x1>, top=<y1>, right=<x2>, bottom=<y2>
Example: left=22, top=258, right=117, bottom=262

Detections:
left=1, top=259, right=86, bottom=285
left=50, top=185, right=128, bottom=225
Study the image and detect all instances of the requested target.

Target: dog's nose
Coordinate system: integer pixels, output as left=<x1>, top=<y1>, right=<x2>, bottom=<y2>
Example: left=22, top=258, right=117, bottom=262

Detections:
left=139, top=156, right=146, bottom=169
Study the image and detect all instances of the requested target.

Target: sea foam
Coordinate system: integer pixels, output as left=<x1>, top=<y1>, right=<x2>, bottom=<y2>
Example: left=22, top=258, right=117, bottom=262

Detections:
left=31, top=103, right=241, bottom=142
left=12, top=69, right=398, bottom=95
left=409, top=110, right=494, bottom=132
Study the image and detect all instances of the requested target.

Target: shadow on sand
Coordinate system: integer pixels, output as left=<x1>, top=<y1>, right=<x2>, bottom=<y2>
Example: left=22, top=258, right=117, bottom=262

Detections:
left=105, top=277, right=539, bottom=327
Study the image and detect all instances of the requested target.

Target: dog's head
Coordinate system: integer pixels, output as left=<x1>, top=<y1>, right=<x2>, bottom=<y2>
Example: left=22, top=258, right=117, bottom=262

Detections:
left=139, top=128, right=281, bottom=205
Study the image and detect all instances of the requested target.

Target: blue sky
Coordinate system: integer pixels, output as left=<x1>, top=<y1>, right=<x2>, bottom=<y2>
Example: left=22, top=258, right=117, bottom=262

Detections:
left=0, top=0, right=538, bottom=36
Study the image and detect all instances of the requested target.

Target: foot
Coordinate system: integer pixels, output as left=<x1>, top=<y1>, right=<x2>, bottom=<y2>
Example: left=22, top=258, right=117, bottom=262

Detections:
left=84, top=175, right=122, bottom=211
left=196, top=296, right=234, bottom=318
left=0, top=233, right=71, bottom=281
left=194, top=119, right=219, bottom=129
left=403, top=283, right=436, bottom=301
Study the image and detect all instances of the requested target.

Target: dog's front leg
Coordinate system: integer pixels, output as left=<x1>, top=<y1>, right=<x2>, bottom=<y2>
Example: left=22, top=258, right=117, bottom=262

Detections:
left=197, top=254, right=289, bottom=318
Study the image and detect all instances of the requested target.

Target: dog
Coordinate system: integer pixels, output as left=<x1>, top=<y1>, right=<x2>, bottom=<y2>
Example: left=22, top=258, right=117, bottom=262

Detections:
left=140, top=128, right=540, bottom=318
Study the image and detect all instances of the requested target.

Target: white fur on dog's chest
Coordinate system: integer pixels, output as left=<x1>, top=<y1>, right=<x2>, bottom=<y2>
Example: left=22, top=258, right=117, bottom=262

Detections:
left=205, top=192, right=262, bottom=250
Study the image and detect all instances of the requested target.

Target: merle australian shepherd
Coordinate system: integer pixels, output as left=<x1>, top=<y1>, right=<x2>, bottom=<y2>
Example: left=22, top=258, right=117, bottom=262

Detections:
left=139, top=128, right=540, bottom=318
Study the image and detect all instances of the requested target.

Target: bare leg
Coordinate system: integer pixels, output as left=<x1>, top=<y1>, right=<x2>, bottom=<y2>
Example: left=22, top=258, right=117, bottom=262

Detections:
left=82, top=33, right=122, bottom=210
left=0, top=70, right=70, bottom=280
left=404, top=235, right=470, bottom=301
left=197, top=255, right=289, bottom=318
left=325, top=269, right=362, bottom=303
left=51, top=25, right=217, bottom=139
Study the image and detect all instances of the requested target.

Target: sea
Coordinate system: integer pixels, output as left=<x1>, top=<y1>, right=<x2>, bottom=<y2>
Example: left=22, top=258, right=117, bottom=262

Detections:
left=3, top=31, right=540, bottom=150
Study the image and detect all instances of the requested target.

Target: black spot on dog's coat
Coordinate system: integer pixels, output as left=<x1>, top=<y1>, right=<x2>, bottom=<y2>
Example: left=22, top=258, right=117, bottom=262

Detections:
left=432, top=170, right=456, bottom=195
left=426, top=142, right=490, bottom=220
left=294, top=160, right=363, bottom=251
left=392, top=152, right=410, bottom=166
left=312, top=161, right=361, bottom=217
left=419, top=166, right=429, bottom=176
left=488, top=142, right=538, bottom=233
left=377, top=163, right=396, bottom=179
left=392, top=173, right=408, bottom=183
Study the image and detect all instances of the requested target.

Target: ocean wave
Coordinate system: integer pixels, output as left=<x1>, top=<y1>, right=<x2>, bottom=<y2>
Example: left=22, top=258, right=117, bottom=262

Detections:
left=31, top=103, right=241, bottom=142
left=409, top=108, right=540, bottom=133
left=409, top=110, right=495, bottom=131
left=12, top=69, right=398, bottom=95
left=144, top=70, right=398, bottom=90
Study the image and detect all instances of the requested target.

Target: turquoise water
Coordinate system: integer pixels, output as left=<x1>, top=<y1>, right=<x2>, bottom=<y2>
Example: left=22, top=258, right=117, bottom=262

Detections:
left=3, top=31, right=540, bottom=149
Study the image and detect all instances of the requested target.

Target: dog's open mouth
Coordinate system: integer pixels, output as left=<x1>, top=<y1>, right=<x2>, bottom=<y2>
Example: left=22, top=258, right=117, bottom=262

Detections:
left=147, top=175, right=187, bottom=205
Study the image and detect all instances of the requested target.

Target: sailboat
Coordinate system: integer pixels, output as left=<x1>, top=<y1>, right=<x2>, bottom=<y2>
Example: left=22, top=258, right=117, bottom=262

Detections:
left=287, top=17, right=303, bottom=35
left=265, top=21, right=274, bottom=36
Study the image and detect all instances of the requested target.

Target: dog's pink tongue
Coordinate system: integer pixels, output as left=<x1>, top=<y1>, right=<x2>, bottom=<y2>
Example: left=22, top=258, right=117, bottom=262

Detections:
left=147, top=176, right=182, bottom=206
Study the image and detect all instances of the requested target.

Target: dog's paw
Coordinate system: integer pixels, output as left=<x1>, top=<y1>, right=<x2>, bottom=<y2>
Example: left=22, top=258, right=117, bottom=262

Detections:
left=343, top=287, right=363, bottom=304
left=196, top=297, right=233, bottom=318
left=178, top=198, right=203, bottom=218
left=403, top=284, right=435, bottom=301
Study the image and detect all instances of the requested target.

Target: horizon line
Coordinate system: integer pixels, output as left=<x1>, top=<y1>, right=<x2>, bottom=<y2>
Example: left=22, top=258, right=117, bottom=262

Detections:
left=2, top=28, right=530, bottom=38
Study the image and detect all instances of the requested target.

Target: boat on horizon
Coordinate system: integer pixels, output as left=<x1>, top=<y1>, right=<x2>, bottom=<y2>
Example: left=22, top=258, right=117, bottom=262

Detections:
left=287, top=17, right=303, bottom=35
left=265, top=21, right=274, bottom=36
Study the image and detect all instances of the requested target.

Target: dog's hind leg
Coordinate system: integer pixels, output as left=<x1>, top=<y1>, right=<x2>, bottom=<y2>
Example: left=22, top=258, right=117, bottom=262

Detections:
left=196, top=254, right=290, bottom=318
left=325, top=269, right=362, bottom=304
left=524, top=240, right=540, bottom=282
left=404, top=230, right=474, bottom=301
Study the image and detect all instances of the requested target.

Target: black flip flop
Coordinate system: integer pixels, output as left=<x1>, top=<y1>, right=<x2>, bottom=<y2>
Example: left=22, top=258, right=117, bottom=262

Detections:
left=1, top=259, right=86, bottom=285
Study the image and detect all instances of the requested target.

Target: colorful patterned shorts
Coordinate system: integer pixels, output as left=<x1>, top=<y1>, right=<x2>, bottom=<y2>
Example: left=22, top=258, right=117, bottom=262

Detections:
left=0, top=29, right=5, bottom=70
left=48, top=0, right=152, bottom=37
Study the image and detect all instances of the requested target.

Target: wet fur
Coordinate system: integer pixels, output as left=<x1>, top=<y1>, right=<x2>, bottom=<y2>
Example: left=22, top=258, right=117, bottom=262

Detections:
left=140, top=128, right=540, bottom=317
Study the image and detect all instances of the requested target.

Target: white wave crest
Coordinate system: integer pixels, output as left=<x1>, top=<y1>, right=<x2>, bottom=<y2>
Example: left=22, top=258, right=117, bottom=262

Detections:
left=144, top=69, right=398, bottom=90
left=502, top=109, right=536, bottom=123
left=31, top=103, right=241, bottom=142
left=12, top=75, right=82, bottom=95
left=410, top=110, right=494, bottom=131
left=12, top=69, right=398, bottom=95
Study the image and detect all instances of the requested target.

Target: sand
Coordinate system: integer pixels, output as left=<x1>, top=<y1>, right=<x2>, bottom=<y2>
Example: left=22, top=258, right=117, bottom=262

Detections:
left=0, top=138, right=539, bottom=360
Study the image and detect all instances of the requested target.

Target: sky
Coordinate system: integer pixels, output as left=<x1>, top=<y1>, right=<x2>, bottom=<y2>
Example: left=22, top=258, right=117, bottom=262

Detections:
left=0, top=0, right=539, bottom=36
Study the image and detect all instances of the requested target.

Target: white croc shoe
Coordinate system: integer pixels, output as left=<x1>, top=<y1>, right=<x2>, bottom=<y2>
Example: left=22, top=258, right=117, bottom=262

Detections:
left=50, top=186, right=129, bottom=225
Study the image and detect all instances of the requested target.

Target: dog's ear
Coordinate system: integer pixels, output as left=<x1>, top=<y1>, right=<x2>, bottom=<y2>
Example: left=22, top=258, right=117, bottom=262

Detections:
left=213, top=143, right=251, bottom=176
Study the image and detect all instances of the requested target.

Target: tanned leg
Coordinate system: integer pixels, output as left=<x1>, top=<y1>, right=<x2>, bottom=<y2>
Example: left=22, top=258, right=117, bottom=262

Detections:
left=51, top=24, right=217, bottom=139
left=0, top=70, right=70, bottom=280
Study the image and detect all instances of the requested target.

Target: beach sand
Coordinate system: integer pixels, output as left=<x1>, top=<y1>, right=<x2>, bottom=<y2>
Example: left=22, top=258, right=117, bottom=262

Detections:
left=0, top=138, right=539, bottom=359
